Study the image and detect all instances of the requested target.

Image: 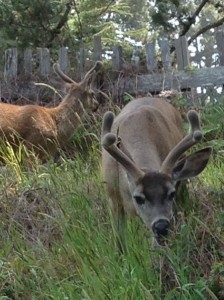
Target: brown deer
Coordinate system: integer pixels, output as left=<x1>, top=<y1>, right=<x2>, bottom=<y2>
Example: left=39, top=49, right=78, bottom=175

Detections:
left=101, top=97, right=212, bottom=250
left=0, top=61, right=103, bottom=162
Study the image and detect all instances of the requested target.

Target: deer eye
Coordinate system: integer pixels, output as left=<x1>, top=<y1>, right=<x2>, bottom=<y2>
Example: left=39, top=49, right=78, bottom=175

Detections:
left=134, top=195, right=145, bottom=205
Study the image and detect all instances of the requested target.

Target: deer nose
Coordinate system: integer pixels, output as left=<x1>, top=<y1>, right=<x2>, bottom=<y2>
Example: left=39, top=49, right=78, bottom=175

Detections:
left=152, top=219, right=169, bottom=237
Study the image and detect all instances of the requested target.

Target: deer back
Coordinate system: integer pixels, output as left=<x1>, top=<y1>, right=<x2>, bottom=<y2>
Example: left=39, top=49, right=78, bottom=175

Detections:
left=102, top=97, right=212, bottom=245
left=0, top=61, right=103, bottom=162
left=112, top=97, right=184, bottom=169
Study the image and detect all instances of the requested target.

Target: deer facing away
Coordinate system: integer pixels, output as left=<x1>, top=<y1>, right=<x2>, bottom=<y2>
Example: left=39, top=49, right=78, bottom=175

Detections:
left=0, top=61, right=103, bottom=162
left=101, top=97, right=212, bottom=250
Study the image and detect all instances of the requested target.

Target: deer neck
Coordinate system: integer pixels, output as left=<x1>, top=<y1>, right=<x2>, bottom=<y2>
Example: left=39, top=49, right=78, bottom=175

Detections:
left=52, top=94, right=85, bottom=144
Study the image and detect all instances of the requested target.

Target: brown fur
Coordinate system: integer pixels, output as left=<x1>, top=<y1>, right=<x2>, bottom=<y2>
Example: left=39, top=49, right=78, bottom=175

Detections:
left=0, top=62, right=102, bottom=162
left=102, top=97, right=212, bottom=249
left=102, top=97, right=184, bottom=217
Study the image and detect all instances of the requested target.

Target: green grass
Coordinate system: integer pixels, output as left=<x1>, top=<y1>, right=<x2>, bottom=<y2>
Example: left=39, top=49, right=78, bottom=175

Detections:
left=0, top=110, right=224, bottom=299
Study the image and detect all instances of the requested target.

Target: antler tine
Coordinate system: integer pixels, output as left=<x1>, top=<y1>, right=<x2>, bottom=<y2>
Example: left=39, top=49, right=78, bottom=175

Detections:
left=160, top=110, right=203, bottom=175
left=83, top=60, right=103, bottom=82
left=102, top=111, right=144, bottom=182
left=93, top=60, right=104, bottom=72
left=102, top=111, right=114, bottom=137
left=53, top=63, right=76, bottom=84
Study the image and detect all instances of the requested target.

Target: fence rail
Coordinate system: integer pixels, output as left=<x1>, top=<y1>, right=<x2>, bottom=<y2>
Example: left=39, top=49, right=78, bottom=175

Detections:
left=1, top=30, right=224, bottom=103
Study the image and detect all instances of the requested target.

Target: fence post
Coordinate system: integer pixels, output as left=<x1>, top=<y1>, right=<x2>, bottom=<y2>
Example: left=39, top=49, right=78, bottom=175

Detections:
left=58, top=47, right=69, bottom=73
left=145, top=42, right=157, bottom=73
left=39, top=48, right=51, bottom=78
left=175, top=36, right=190, bottom=70
left=23, top=49, right=32, bottom=79
left=79, top=48, right=87, bottom=79
left=4, top=48, right=18, bottom=81
left=216, top=30, right=224, bottom=66
left=93, top=35, right=102, bottom=61
left=131, top=46, right=141, bottom=71
left=112, top=45, right=123, bottom=71
left=158, top=38, right=172, bottom=72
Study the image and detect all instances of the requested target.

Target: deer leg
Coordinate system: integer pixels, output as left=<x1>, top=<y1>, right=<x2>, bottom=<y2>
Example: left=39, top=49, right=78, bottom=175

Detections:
left=109, top=196, right=127, bottom=254
left=114, top=206, right=126, bottom=254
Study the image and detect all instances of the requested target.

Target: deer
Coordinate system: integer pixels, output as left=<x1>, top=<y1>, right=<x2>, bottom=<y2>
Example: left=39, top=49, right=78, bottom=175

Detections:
left=101, top=97, right=212, bottom=251
left=0, top=61, right=103, bottom=162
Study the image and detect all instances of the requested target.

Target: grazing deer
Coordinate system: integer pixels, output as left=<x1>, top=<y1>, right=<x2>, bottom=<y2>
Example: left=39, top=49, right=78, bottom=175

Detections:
left=101, top=97, right=212, bottom=250
left=0, top=61, right=103, bottom=162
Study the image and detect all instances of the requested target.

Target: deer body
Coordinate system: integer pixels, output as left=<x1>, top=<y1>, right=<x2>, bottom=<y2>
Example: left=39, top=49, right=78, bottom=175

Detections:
left=102, top=97, right=212, bottom=248
left=102, top=98, right=183, bottom=216
left=0, top=61, right=102, bottom=161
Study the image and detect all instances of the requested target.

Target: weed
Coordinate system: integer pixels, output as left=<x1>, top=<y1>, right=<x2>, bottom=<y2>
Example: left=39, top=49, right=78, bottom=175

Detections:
left=0, top=103, right=223, bottom=299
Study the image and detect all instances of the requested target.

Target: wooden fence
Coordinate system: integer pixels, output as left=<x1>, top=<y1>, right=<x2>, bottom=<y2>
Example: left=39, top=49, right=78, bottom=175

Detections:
left=2, top=30, right=224, bottom=104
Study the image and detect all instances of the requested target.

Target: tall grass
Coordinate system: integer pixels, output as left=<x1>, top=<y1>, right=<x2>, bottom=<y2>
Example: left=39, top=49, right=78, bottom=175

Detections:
left=0, top=106, right=223, bottom=299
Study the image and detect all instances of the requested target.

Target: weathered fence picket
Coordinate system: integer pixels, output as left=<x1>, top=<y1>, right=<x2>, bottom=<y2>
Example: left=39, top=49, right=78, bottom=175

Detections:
left=1, top=31, right=224, bottom=102
left=23, top=49, right=32, bottom=78
left=112, top=45, right=123, bottom=71
left=58, top=47, right=69, bottom=73
left=4, top=48, right=17, bottom=81
left=158, top=38, right=172, bottom=72
left=216, top=30, right=224, bottom=66
left=175, top=36, right=190, bottom=71
left=39, top=48, right=51, bottom=78
left=93, top=36, right=102, bottom=62
left=145, top=42, right=157, bottom=73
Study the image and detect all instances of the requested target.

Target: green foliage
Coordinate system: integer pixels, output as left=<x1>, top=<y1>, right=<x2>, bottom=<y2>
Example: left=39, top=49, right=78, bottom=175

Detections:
left=0, top=0, right=148, bottom=50
left=201, top=103, right=224, bottom=152
left=123, top=92, right=134, bottom=104
left=0, top=0, right=222, bottom=65
left=0, top=105, right=223, bottom=298
left=0, top=0, right=67, bottom=48
left=169, top=95, right=224, bottom=153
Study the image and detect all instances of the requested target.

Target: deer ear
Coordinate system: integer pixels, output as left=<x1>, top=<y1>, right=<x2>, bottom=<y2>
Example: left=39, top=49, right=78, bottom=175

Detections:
left=172, top=147, right=212, bottom=181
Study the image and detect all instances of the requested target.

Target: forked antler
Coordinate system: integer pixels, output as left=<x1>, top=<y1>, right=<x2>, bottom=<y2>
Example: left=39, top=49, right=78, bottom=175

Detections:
left=53, top=64, right=76, bottom=84
left=82, top=61, right=103, bottom=85
left=102, top=111, right=144, bottom=182
left=53, top=61, right=103, bottom=85
left=102, top=111, right=114, bottom=137
left=160, top=110, right=203, bottom=174
left=102, top=110, right=203, bottom=181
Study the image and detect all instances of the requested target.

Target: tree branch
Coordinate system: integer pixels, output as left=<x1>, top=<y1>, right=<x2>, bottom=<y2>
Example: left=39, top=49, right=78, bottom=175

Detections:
left=188, top=16, right=224, bottom=45
left=180, top=0, right=209, bottom=36
left=96, top=0, right=115, bottom=21
left=47, top=1, right=72, bottom=48
left=72, top=0, right=84, bottom=42
left=72, top=0, right=115, bottom=41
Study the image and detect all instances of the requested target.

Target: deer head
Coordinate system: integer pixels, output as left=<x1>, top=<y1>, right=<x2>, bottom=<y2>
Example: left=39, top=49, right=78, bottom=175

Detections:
left=53, top=61, right=103, bottom=112
left=102, top=110, right=212, bottom=244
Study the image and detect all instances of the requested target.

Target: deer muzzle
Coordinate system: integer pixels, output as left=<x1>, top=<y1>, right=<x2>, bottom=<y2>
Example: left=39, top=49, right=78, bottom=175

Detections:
left=152, top=219, right=169, bottom=239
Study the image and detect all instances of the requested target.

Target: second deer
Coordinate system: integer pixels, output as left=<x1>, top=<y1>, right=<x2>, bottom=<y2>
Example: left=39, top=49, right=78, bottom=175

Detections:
left=0, top=61, right=103, bottom=162
left=101, top=97, right=212, bottom=250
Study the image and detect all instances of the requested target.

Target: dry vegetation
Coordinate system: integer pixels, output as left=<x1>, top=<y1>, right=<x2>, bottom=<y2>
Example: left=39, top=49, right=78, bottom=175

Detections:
left=0, top=98, right=223, bottom=299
